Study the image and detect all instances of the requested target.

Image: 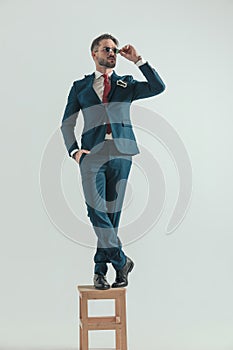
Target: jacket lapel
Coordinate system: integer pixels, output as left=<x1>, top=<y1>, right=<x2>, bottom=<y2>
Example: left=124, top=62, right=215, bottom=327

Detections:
left=84, top=73, right=102, bottom=104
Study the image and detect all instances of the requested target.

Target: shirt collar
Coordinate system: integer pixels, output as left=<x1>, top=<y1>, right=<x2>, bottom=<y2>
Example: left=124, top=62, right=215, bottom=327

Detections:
left=94, top=70, right=114, bottom=80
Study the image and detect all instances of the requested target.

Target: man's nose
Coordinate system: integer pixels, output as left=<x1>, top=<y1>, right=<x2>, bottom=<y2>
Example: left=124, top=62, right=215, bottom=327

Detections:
left=109, top=49, right=116, bottom=55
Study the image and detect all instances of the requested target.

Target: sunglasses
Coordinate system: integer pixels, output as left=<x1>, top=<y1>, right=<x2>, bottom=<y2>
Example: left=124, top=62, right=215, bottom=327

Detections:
left=101, top=47, right=120, bottom=54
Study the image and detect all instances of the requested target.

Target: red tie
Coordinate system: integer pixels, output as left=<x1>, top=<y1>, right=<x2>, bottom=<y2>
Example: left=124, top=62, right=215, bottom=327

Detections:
left=102, top=73, right=112, bottom=134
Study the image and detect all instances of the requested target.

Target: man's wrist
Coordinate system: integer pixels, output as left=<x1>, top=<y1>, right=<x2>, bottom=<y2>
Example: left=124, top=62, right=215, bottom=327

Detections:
left=70, top=149, right=79, bottom=158
left=134, top=56, right=146, bottom=66
left=72, top=152, right=78, bottom=159
left=134, top=55, right=142, bottom=64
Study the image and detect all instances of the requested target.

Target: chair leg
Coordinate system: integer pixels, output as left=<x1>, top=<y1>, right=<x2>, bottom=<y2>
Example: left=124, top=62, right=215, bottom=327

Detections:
left=79, top=324, right=83, bottom=350
left=120, top=293, right=127, bottom=350
left=115, top=296, right=121, bottom=350
left=81, top=326, right=88, bottom=350
left=79, top=295, right=88, bottom=350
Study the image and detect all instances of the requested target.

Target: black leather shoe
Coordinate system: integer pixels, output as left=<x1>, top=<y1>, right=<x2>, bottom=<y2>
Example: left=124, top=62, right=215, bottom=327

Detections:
left=112, top=257, right=134, bottom=288
left=93, top=274, right=110, bottom=290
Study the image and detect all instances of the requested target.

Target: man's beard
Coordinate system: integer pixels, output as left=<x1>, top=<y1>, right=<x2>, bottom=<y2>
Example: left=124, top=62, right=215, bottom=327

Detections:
left=98, top=57, right=116, bottom=68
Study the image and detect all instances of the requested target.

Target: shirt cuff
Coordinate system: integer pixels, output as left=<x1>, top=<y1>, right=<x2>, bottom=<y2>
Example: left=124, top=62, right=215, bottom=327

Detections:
left=135, top=57, right=146, bottom=67
left=70, top=149, right=79, bottom=158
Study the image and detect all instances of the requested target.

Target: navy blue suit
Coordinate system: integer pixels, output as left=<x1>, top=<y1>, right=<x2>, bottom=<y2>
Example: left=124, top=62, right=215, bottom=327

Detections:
left=61, top=62, right=165, bottom=275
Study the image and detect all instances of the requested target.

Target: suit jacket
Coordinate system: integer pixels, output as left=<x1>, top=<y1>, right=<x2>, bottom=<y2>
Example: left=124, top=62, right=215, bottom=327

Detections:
left=60, top=62, right=165, bottom=157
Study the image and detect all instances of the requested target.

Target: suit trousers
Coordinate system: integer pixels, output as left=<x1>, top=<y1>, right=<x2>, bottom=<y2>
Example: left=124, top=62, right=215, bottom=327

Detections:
left=79, top=140, right=132, bottom=275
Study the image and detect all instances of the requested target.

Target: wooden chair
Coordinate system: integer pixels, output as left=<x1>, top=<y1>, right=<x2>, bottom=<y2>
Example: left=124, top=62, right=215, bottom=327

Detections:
left=78, top=285, right=128, bottom=350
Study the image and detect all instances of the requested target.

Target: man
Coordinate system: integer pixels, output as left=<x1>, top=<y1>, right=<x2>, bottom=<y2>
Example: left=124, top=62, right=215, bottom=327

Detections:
left=60, top=33, right=165, bottom=290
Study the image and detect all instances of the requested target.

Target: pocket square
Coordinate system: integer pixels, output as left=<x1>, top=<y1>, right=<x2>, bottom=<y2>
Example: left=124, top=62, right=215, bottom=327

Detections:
left=117, top=80, right=127, bottom=88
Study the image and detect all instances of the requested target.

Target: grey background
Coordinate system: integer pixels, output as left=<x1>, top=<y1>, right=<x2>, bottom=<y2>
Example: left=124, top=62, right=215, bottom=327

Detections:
left=0, top=0, right=233, bottom=349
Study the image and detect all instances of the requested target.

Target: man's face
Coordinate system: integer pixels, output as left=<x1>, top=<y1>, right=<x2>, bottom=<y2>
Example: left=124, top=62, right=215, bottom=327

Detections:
left=93, top=39, right=118, bottom=68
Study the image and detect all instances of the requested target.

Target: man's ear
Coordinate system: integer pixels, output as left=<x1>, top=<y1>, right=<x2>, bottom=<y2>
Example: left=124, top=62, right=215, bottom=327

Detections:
left=91, top=51, right=96, bottom=60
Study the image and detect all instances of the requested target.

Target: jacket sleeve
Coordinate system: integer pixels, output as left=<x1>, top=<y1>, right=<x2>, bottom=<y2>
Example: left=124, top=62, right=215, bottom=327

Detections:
left=60, top=82, right=81, bottom=157
left=131, top=62, right=166, bottom=101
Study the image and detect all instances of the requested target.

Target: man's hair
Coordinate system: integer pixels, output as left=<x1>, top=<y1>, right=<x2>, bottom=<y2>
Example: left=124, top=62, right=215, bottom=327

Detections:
left=90, top=33, right=119, bottom=52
